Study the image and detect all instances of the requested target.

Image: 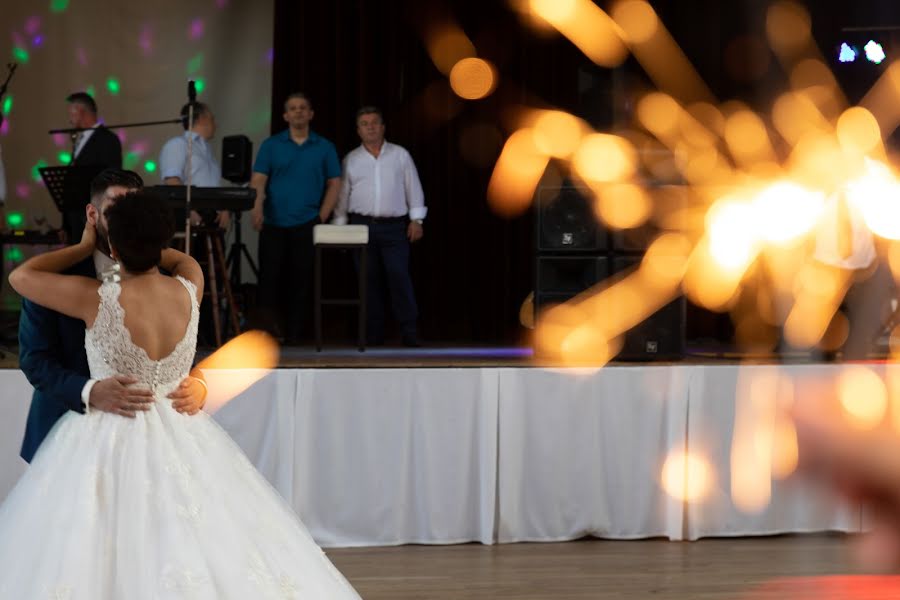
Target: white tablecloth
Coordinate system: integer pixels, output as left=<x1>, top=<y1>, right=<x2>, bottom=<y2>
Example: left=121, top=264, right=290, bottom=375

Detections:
left=0, top=365, right=864, bottom=546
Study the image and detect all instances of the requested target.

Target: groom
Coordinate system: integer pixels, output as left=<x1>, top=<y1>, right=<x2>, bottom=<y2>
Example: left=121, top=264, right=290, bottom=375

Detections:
left=18, top=168, right=207, bottom=463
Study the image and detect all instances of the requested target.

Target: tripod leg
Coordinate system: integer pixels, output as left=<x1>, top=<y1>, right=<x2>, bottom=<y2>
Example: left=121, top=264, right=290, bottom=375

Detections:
left=214, top=234, right=241, bottom=337
left=206, top=234, right=223, bottom=347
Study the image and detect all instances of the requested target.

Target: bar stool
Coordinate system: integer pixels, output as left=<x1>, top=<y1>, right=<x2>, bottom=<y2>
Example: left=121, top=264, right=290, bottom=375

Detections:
left=313, top=224, right=369, bottom=352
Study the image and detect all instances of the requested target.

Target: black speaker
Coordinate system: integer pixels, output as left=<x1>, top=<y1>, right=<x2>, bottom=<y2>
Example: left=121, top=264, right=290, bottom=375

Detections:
left=610, top=184, right=687, bottom=252
left=534, top=256, right=609, bottom=315
left=611, top=256, right=684, bottom=360
left=222, top=135, right=252, bottom=184
left=536, top=185, right=607, bottom=251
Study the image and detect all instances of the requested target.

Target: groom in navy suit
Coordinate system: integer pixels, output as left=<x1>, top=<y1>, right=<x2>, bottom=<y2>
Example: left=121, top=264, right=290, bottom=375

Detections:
left=18, top=168, right=208, bottom=462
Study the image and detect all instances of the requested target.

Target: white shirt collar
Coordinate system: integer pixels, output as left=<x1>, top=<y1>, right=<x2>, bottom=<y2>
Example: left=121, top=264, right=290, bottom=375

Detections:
left=92, top=250, right=117, bottom=280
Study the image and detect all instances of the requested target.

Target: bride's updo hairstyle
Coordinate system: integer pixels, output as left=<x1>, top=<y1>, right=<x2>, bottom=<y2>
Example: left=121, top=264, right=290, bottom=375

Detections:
left=105, top=190, right=176, bottom=272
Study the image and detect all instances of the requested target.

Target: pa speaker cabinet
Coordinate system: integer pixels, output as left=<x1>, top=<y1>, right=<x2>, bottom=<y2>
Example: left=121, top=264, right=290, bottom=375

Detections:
left=611, top=255, right=685, bottom=360
left=536, top=185, right=607, bottom=252
left=534, top=256, right=609, bottom=316
left=222, top=135, right=253, bottom=184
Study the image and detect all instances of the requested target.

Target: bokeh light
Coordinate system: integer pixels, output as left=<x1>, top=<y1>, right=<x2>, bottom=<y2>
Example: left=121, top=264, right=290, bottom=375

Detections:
left=531, top=110, right=585, bottom=158
left=661, top=451, right=713, bottom=502
left=197, top=331, right=280, bottom=413
left=187, top=53, right=203, bottom=74
left=426, top=25, right=476, bottom=75
left=571, top=133, right=637, bottom=183
left=531, top=0, right=628, bottom=67
left=2, top=96, right=11, bottom=116
left=12, top=47, right=29, bottom=63
left=144, top=160, right=157, bottom=173
left=449, top=58, right=497, bottom=100
left=106, top=77, right=121, bottom=95
left=194, top=78, right=206, bottom=95
left=30, top=159, right=48, bottom=183
left=189, top=18, right=205, bottom=40
left=57, top=151, right=72, bottom=165
left=50, top=0, right=70, bottom=13
left=838, top=366, right=888, bottom=430
left=6, top=212, right=24, bottom=228
left=4, top=247, right=24, bottom=263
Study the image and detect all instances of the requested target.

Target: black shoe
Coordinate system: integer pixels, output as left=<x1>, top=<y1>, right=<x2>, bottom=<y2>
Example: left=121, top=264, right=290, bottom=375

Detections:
left=401, top=334, right=421, bottom=348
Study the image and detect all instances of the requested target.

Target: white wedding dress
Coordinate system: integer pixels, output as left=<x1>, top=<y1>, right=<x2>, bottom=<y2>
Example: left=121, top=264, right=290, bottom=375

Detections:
left=0, top=276, right=362, bottom=599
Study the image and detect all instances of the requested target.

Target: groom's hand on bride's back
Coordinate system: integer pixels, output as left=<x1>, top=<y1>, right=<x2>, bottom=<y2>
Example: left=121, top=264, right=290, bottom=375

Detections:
left=89, top=376, right=154, bottom=418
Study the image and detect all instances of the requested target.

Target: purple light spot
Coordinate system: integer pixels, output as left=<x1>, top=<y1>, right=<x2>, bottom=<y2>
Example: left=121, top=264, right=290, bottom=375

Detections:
left=52, top=133, right=67, bottom=147
left=265, top=47, right=273, bottom=63
left=16, top=183, right=30, bottom=199
left=24, top=16, right=41, bottom=35
left=130, top=141, right=149, bottom=155
left=117, top=130, right=127, bottom=144
left=32, top=35, right=44, bottom=47
left=76, top=47, right=88, bottom=67
left=0, top=120, right=8, bottom=136
left=215, top=0, right=228, bottom=8
left=139, top=24, right=154, bottom=56
left=189, top=18, right=204, bottom=40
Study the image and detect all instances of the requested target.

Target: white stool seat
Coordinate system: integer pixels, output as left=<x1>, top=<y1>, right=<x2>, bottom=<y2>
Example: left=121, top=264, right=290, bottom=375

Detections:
left=313, top=224, right=369, bottom=245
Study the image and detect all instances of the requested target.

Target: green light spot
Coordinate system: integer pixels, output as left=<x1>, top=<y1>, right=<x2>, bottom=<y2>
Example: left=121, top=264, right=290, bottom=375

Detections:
left=31, top=159, right=48, bottom=182
left=2, top=96, right=11, bottom=116
left=187, top=53, right=204, bottom=75
left=6, top=212, right=24, bottom=228
left=5, top=247, right=24, bottom=263
left=12, top=47, right=29, bottom=63
left=144, top=160, right=157, bottom=173
left=106, top=78, right=120, bottom=96
left=58, top=151, right=72, bottom=165
left=194, top=79, right=205, bottom=95
left=123, top=151, right=139, bottom=170
left=85, top=85, right=96, bottom=98
left=50, top=0, right=70, bottom=12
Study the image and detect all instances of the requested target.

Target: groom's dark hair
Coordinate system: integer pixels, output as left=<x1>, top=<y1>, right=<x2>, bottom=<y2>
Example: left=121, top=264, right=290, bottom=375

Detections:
left=105, top=191, right=175, bottom=272
left=89, top=169, right=144, bottom=206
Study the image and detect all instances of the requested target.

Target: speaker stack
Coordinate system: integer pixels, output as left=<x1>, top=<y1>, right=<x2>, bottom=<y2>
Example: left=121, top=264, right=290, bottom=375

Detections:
left=534, top=183, right=685, bottom=361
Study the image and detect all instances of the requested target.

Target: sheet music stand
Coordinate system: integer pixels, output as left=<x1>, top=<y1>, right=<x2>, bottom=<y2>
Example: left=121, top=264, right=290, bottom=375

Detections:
left=39, top=166, right=105, bottom=240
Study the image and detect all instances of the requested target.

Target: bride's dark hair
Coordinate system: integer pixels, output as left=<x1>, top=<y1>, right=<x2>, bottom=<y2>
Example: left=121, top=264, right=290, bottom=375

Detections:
left=104, top=191, right=175, bottom=272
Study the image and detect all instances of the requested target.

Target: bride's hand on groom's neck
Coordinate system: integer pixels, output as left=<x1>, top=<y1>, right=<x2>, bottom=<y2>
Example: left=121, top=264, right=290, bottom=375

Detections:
left=78, top=221, right=97, bottom=253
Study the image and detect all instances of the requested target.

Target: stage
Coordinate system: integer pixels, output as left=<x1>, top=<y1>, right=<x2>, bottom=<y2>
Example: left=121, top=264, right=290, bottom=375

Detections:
left=0, top=354, right=869, bottom=548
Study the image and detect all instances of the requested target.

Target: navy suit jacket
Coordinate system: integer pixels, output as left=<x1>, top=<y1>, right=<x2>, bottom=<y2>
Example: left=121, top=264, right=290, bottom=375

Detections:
left=18, top=258, right=95, bottom=462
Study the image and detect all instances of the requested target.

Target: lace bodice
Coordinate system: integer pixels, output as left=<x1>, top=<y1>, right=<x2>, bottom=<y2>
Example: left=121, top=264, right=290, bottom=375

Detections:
left=85, top=276, right=199, bottom=394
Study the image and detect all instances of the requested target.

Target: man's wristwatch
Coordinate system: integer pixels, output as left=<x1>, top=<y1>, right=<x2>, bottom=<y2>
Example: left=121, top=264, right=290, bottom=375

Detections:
left=412, top=219, right=424, bottom=225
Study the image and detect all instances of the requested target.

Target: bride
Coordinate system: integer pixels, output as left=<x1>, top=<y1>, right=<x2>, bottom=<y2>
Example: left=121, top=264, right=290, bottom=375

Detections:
left=1, top=191, right=361, bottom=598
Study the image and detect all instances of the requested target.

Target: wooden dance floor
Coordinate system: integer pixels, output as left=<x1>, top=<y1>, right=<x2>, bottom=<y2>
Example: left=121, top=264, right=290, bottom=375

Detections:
left=329, top=535, right=869, bottom=599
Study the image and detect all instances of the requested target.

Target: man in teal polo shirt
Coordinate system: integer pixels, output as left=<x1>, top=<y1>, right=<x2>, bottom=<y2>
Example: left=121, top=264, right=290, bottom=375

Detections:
left=250, top=92, right=341, bottom=343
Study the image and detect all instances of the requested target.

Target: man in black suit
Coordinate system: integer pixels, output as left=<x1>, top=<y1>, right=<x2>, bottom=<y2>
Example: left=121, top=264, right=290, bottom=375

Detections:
left=18, top=168, right=208, bottom=463
left=62, top=92, right=122, bottom=242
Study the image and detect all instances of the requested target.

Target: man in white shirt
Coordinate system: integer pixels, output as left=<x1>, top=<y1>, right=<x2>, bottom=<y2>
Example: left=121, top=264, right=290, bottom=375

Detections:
left=159, top=102, right=229, bottom=229
left=334, top=106, right=426, bottom=346
left=812, top=188, right=895, bottom=359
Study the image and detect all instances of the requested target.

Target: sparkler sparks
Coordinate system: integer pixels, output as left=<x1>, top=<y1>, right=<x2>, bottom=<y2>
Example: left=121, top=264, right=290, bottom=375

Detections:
left=488, top=0, right=900, bottom=511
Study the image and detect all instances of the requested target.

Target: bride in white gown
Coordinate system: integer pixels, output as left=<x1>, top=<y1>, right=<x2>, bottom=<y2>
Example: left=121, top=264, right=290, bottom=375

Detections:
left=1, top=191, right=361, bottom=599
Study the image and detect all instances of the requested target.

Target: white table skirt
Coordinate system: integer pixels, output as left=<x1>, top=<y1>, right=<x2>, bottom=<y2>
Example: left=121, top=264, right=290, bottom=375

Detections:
left=0, top=365, right=863, bottom=546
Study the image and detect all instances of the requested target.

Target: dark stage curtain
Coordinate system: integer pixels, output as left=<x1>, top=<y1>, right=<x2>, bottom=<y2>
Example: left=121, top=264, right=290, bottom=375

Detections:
left=269, top=0, right=569, bottom=345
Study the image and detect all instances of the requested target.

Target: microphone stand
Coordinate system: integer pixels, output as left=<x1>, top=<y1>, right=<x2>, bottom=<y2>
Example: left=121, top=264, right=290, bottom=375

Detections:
left=185, top=81, right=196, bottom=255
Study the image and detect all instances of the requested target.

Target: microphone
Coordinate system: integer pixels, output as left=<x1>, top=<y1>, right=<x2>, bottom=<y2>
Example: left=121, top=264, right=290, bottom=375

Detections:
left=187, top=80, right=197, bottom=103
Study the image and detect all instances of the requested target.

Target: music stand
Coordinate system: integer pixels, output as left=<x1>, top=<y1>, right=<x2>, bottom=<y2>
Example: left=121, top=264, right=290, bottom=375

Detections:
left=39, top=165, right=105, bottom=240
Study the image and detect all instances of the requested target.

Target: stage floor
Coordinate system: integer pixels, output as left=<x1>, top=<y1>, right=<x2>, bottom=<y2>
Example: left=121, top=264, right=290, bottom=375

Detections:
left=0, top=340, right=890, bottom=369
